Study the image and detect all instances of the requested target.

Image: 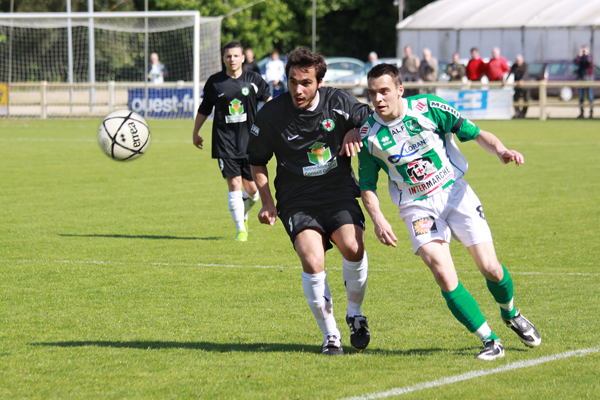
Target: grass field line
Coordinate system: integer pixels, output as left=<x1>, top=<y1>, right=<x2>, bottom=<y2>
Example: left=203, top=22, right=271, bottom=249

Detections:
left=1, top=259, right=599, bottom=276
left=341, top=345, right=600, bottom=400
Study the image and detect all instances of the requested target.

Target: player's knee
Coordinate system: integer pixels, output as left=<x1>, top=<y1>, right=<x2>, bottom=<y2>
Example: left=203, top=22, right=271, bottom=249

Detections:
left=341, top=240, right=364, bottom=262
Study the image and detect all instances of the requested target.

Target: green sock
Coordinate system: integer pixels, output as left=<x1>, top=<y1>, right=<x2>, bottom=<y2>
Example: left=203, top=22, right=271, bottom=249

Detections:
left=486, top=265, right=516, bottom=320
left=441, top=282, right=488, bottom=334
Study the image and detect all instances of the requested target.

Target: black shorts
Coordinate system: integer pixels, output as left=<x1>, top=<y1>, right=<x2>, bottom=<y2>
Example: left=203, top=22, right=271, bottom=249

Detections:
left=218, top=157, right=253, bottom=180
left=278, top=199, right=365, bottom=251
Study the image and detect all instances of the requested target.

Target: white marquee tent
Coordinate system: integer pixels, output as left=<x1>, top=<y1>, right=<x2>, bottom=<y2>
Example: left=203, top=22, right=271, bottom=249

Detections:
left=396, top=0, right=600, bottom=63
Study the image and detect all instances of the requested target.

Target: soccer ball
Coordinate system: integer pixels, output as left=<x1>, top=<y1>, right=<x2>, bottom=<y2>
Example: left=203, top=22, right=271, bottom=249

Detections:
left=98, top=110, right=150, bottom=161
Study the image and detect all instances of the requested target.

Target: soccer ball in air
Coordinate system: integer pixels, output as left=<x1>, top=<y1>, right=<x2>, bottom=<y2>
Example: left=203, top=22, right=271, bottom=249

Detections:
left=98, top=110, right=150, bottom=161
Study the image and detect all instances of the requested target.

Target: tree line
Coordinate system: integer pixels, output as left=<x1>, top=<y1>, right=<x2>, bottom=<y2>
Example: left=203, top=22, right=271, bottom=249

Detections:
left=2, top=0, right=436, bottom=61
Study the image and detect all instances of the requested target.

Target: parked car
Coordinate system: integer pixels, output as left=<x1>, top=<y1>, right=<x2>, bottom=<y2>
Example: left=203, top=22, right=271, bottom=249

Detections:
left=528, top=60, right=600, bottom=101
left=323, top=57, right=365, bottom=83
left=329, top=58, right=402, bottom=97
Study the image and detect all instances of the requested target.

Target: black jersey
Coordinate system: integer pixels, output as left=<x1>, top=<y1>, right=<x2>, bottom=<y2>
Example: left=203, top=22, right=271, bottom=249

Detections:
left=247, top=86, right=371, bottom=208
left=198, top=70, right=270, bottom=159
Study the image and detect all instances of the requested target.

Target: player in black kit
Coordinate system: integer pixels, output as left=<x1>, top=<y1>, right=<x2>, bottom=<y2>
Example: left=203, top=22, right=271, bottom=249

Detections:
left=192, top=41, right=271, bottom=241
left=247, top=47, right=372, bottom=355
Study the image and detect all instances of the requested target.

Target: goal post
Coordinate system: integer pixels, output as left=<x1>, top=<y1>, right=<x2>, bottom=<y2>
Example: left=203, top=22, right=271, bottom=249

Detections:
left=0, top=11, right=222, bottom=119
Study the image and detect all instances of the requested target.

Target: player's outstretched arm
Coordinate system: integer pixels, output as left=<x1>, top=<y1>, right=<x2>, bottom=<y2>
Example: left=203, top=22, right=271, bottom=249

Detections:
left=361, top=190, right=398, bottom=247
left=192, top=112, right=208, bottom=149
left=251, top=165, right=278, bottom=226
left=340, top=128, right=363, bottom=157
left=474, top=129, right=524, bottom=166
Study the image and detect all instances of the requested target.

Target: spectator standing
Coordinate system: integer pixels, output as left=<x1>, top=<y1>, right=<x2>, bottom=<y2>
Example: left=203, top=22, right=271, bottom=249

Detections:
left=365, top=51, right=380, bottom=71
left=242, top=47, right=260, bottom=74
left=401, top=45, right=420, bottom=96
left=486, top=47, right=510, bottom=82
left=418, top=48, right=438, bottom=93
left=148, top=52, right=167, bottom=84
left=265, top=49, right=287, bottom=98
left=510, top=55, right=530, bottom=118
left=446, top=52, right=466, bottom=82
left=466, top=48, right=486, bottom=81
left=574, top=45, right=595, bottom=119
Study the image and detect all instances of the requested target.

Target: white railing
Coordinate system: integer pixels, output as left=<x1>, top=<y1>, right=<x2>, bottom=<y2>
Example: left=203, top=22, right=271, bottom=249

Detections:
left=331, top=80, right=600, bottom=121
left=2, top=80, right=599, bottom=120
left=3, top=81, right=199, bottom=119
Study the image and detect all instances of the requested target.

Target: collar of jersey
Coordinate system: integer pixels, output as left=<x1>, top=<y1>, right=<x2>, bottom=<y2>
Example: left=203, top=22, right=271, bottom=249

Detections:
left=372, top=97, right=408, bottom=128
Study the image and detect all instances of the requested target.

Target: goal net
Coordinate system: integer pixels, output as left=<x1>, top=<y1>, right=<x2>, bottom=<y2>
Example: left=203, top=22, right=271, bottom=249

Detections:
left=0, top=11, right=222, bottom=119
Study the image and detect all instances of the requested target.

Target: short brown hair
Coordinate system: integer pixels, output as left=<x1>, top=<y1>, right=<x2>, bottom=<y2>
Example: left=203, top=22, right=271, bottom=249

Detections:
left=367, top=63, right=403, bottom=86
left=222, top=41, right=243, bottom=56
left=285, top=47, right=327, bottom=82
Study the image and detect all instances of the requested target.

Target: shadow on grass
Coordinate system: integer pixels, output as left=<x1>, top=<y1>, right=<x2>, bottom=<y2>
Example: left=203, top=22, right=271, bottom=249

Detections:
left=59, top=234, right=224, bottom=241
left=30, top=340, right=500, bottom=356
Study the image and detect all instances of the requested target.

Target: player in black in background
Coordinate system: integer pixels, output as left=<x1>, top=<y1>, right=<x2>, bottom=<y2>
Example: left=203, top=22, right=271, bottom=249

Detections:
left=247, top=47, right=372, bottom=355
left=193, top=42, right=271, bottom=241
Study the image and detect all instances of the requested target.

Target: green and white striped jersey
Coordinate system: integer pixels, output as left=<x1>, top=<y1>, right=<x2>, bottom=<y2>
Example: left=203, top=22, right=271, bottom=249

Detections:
left=357, top=94, right=480, bottom=205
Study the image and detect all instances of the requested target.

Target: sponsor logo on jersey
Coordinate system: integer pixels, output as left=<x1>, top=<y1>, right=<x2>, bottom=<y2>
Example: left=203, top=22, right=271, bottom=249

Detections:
left=303, top=142, right=338, bottom=176
left=411, top=99, right=428, bottom=113
left=412, top=216, right=438, bottom=236
left=360, top=125, right=370, bottom=138
left=404, top=118, right=423, bottom=135
left=406, top=157, right=437, bottom=183
left=251, top=83, right=258, bottom=93
left=322, top=119, right=335, bottom=131
left=241, top=87, right=250, bottom=96
left=250, top=124, right=260, bottom=136
left=226, top=98, right=247, bottom=123
left=430, top=101, right=461, bottom=118
left=407, top=165, right=453, bottom=197
left=377, top=130, right=396, bottom=151
left=390, top=124, right=406, bottom=136
left=387, top=137, right=430, bottom=164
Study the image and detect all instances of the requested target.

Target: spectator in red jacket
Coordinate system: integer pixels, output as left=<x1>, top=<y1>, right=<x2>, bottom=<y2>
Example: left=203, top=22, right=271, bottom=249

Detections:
left=486, top=47, right=510, bottom=82
left=466, top=48, right=486, bottom=81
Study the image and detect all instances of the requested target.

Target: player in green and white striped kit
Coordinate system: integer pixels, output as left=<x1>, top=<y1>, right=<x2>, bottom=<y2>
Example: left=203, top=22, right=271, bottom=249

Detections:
left=353, top=63, right=541, bottom=360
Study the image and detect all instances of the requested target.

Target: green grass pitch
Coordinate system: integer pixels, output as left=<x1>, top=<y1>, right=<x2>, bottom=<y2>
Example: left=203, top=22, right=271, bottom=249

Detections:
left=1, top=117, right=599, bottom=399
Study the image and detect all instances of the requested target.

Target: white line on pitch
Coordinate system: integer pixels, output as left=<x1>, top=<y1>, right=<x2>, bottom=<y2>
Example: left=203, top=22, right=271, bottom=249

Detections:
left=1, top=259, right=599, bottom=276
left=340, top=346, right=600, bottom=400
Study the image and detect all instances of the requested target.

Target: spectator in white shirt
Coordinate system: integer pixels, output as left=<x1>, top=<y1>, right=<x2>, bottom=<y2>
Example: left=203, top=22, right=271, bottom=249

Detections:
left=265, top=49, right=287, bottom=97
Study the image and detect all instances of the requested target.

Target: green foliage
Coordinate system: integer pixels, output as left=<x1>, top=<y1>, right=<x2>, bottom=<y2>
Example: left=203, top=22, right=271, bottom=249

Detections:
left=2, top=0, right=137, bottom=12
left=0, top=117, right=599, bottom=398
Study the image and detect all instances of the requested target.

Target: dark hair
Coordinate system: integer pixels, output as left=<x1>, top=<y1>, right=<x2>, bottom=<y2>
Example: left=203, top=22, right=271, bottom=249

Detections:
left=470, top=47, right=478, bottom=53
left=222, top=41, right=244, bottom=56
left=367, top=63, right=403, bottom=86
left=285, top=47, right=327, bottom=82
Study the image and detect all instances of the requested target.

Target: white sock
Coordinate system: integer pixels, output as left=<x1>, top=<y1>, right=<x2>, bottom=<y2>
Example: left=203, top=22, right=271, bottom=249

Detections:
left=474, top=321, right=493, bottom=341
left=242, top=189, right=260, bottom=220
left=227, top=190, right=245, bottom=231
left=301, top=271, right=340, bottom=340
left=343, top=252, right=369, bottom=317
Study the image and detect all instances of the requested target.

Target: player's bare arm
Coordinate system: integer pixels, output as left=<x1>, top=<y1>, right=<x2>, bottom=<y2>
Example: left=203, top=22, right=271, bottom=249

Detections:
left=360, top=190, right=398, bottom=247
left=250, top=165, right=277, bottom=226
left=475, top=129, right=524, bottom=166
left=192, top=112, right=209, bottom=149
left=339, top=128, right=363, bottom=157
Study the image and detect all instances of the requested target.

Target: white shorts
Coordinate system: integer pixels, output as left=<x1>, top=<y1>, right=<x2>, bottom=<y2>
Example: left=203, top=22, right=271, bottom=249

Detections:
left=399, top=178, right=493, bottom=254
